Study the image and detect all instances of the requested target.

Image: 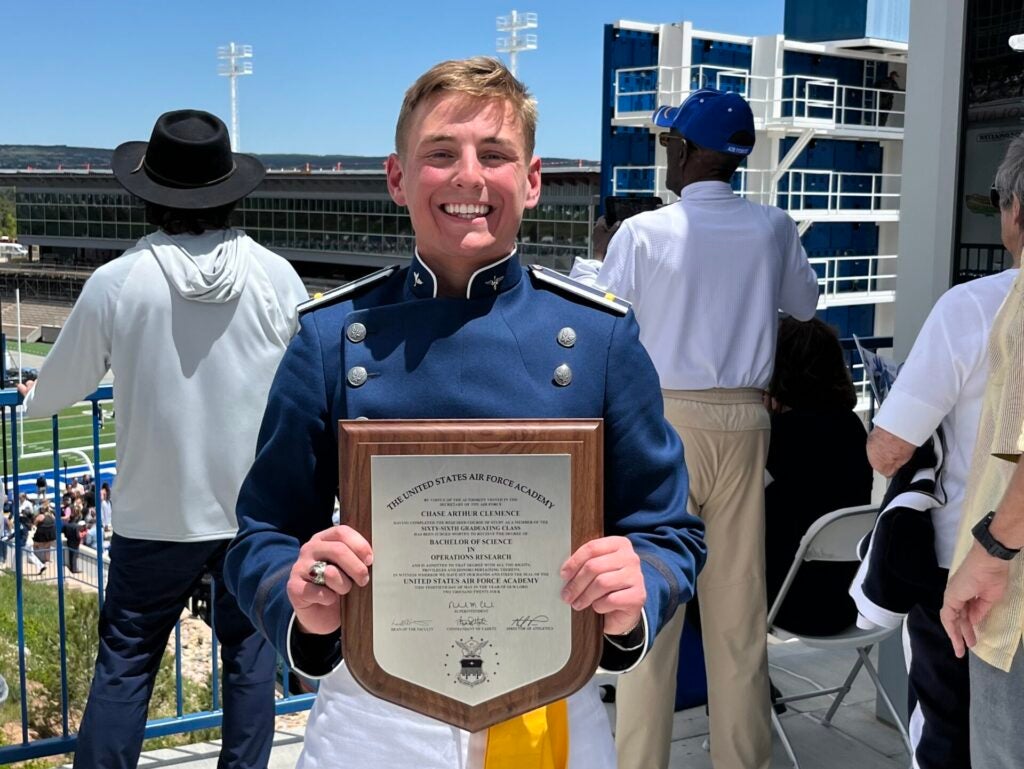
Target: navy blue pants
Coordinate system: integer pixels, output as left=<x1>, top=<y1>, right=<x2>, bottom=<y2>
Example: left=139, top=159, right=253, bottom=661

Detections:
left=73, top=535, right=276, bottom=769
left=906, top=598, right=971, bottom=769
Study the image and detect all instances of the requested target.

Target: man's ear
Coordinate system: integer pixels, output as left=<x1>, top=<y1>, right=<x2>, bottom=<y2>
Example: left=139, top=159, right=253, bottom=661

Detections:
left=385, top=153, right=406, bottom=206
left=677, top=140, right=690, bottom=170
left=524, top=156, right=542, bottom=209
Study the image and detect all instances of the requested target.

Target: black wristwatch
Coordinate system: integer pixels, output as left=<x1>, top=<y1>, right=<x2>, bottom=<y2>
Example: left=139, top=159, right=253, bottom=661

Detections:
left=972, top=511, right=1022, bottom=561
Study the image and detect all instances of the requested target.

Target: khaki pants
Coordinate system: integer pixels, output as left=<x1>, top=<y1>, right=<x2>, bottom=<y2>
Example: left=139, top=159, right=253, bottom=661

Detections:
left=615, top=389, right=771, bottom=769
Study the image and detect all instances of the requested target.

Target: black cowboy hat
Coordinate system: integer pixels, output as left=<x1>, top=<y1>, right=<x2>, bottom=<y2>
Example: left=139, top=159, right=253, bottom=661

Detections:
left=111, top=109, right=264, bottom=209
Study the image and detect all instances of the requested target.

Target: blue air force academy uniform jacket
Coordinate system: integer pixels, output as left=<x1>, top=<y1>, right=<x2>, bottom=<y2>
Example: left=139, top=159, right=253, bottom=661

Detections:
left=224, top=252, right=706, bottom=675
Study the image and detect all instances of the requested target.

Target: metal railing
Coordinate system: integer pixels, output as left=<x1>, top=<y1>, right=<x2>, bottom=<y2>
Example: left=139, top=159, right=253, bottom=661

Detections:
left=610, top=165, right=664, bottom=196
left=811, top=254, right=898, bottom=307
left=1, top=543, right=105, bottom=588
left=613, top=64, right=752, bottom=116
left=739, top=169, right=902, bottom=212
left=833, top=81, right=905, bottom=130
left=613, top=65, right=905, bottom=131
left=611, top=165, right=900, bottom=216
left=772, top=76, right=906, bottom=130
left=0, top=385, right=315, bottom=764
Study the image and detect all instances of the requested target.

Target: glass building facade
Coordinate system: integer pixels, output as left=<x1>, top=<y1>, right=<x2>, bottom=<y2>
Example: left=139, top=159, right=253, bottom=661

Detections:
left=952, top=0, right=1024, bottom=283
left=10, top=169, right=598, bottom=275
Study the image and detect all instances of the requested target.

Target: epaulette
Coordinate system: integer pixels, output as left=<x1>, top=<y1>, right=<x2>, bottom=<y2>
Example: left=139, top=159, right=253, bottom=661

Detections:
left=298, top=265, right=400, bottom=315
left=528, top=264, right=630, bottom=316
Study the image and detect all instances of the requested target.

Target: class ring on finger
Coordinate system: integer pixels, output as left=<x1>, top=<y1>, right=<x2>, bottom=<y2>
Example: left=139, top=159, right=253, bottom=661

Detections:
left=309, top=560, right=328, bottom=587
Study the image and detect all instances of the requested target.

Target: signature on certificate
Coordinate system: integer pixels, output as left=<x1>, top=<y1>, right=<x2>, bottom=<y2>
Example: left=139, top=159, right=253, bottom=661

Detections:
left=508, top=614, right=551, bottom=630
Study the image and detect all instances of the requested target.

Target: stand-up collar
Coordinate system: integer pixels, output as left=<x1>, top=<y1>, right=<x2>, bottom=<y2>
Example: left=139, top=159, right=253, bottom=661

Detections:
left=678, top=180, right=736, bottom=201
left=405, top=249, right=523, bottom=300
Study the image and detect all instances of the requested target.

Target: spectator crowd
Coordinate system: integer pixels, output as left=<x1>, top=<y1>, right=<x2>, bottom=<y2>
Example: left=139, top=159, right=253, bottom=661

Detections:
left=1, top=473, right=111, bottom=575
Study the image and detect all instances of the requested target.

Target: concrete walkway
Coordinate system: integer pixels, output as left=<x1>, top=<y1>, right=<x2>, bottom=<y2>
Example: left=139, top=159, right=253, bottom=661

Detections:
left=112, top=636, right=911, bottom=769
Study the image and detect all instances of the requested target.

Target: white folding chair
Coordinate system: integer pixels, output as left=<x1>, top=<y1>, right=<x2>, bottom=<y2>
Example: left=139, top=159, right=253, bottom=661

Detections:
left=767, top=504, right=913, bottom=768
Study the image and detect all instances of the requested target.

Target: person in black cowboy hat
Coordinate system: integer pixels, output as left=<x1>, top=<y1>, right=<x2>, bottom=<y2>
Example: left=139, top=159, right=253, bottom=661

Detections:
left=18, top=110, right=308, bottom=769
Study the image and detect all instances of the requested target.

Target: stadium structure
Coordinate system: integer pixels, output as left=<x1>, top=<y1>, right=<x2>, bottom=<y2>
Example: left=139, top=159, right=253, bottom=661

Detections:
left=0, top=2, right=917, bottom=391
left=601, top=0, right=909, bottom=348
left=0, top=167, right=597, bottom=304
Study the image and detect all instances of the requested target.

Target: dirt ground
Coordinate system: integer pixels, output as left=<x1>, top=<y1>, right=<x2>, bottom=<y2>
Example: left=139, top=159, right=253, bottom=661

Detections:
left=177, top=614, right=311, bottom=730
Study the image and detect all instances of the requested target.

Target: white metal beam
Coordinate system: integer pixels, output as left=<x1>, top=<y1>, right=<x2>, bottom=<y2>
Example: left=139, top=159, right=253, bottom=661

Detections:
left=770, top=128, right=816, bottom=205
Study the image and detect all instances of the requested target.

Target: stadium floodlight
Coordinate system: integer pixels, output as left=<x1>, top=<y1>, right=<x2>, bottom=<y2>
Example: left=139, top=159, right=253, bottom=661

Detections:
left=217, top=42, right=254, bottom=151
left=496, top=11, right=538, bottom=78
left=1011, top=34, right=1024, bottom=51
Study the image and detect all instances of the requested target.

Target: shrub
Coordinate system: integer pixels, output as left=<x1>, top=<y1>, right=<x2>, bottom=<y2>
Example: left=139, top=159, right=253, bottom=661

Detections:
left=0, top=574, right=217, bottom=765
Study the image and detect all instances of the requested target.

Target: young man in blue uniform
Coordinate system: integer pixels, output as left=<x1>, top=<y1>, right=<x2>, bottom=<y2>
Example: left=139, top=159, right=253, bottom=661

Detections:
left=224, top=57, right=705, bottom=768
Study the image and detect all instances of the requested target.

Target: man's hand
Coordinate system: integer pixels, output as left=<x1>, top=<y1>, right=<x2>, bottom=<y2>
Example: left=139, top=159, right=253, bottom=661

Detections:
left=560, top=536, right=645, bottom=636
left=287, top=525, right=373, bottom=636
left=866, top=425, right=916, bottom=477
left=591, top=216, right=621, bottom=261
left=939, top=543, right=1010, bottom=658
left=16, top=380, right=35, bottom=397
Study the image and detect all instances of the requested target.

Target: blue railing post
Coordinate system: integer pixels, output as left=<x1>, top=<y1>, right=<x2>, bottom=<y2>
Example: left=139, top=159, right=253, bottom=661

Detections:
left=51, top=415, right=71, bottom=738
left=210, top=577, right=220, bottom=711
left=8, top=396, right=29, bottom=744
left=175, top=622, right=184, bottom=718
left=91, top=398, right=105, bottom=605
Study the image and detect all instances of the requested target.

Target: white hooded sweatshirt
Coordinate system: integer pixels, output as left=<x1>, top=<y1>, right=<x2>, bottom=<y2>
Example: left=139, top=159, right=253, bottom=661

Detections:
left=24, top=228, right=308, bottom=542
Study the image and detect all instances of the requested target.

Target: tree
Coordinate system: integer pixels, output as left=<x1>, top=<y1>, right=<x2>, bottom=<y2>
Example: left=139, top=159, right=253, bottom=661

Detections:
left=0, top=188, right=16, bottom=240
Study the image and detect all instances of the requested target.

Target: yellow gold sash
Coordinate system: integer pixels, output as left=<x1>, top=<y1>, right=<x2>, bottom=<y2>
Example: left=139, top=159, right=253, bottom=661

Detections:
left=483, top=699, right=569, bottom=769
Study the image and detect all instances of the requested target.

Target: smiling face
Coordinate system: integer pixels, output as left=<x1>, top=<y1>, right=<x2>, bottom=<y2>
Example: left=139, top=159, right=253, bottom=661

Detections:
left=386, top=93, right=541, bottom=278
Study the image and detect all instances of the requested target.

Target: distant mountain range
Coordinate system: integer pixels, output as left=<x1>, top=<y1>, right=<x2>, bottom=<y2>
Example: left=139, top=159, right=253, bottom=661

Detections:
left=0, top=145, right=597, bottom=171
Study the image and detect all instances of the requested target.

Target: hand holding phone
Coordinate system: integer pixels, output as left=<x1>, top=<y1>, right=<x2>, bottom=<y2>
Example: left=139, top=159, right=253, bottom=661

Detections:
left=604, top=196, right=663, bottom=227
left=591, top=217, right=620, bottom=260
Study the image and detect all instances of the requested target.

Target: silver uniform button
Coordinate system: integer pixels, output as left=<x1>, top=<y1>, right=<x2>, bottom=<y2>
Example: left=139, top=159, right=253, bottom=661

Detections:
left=557, top=327, right=577, bottom=348
left=553, top=364, right=573, bottom=387
left=346, top=366, right=368, bottom=387
left=346, top=322, right=367, bottom=343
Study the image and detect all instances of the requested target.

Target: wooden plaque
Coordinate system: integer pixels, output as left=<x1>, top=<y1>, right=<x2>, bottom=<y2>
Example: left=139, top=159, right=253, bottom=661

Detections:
left=338, top=419, right=604, bottom=732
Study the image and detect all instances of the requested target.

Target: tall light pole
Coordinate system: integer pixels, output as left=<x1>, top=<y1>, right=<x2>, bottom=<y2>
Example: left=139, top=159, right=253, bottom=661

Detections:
left=217, top=42, right=253, bottom=151
left=496, top=11, right=538, bottom=78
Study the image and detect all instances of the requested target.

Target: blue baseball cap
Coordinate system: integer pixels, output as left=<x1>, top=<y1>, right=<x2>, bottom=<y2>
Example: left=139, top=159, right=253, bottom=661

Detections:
left=652, top=88, right=755, bottom=156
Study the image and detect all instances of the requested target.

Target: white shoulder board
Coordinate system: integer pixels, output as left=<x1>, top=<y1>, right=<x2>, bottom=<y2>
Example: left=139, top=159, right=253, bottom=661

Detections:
left=528, top=264, right=630, bottom=315
left=298, top=265, right=399, bottom=315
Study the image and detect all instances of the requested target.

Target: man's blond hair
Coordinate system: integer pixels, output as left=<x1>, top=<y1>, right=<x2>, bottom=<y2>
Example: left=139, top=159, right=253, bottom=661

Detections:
left=394, top=56, right=538, bottom=158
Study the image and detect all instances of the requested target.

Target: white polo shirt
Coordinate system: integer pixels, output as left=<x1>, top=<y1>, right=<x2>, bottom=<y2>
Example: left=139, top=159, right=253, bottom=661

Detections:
left=581, top=181, right=819, bottom=391
left=873, top=268, right=1018, bottom=567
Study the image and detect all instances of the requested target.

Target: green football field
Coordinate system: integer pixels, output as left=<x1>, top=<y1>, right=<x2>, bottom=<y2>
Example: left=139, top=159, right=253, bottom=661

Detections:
left=12, top=341, right=53, bottom=357
left=1, top=403, right=116, bottom=477
left=2, top=341, right=116, bottom=478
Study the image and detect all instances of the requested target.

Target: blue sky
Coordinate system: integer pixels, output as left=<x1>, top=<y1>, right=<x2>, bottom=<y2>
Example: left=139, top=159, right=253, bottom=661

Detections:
left=4, top=1, right=784, bottom=159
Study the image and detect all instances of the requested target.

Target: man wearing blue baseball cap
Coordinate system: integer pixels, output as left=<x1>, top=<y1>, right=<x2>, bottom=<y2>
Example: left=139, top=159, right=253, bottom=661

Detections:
left=577, top=89, right=818, bottom=769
